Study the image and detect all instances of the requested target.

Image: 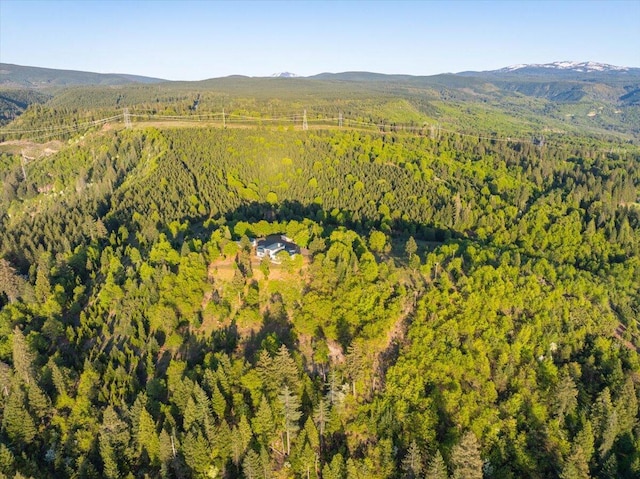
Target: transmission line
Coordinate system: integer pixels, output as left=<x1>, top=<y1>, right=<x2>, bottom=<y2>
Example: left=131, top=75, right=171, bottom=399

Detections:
left=0, top=108, right=634, bottom=155
left=123, top=108, right=132, bottom=129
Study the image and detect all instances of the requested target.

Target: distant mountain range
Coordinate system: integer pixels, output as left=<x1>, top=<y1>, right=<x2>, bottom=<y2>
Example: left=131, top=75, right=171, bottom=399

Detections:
left=3, top=61, right=639, bottom=88
left=0, top=63, right=165, bottom=88
left=455, top=62, right=640, bottom=105
left=498, top=61, right=633, bottom=73
left=1, top=61, right=638, bottom=136
left=457, top=61, right=640, bottom=79
left=303, top=62, right=639, bottom=106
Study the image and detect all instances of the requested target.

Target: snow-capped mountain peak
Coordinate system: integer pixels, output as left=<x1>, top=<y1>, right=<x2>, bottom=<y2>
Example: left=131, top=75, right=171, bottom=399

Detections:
left=501, top=61, right=629, bottom=73
left=271, top=72, right=298, bottom=78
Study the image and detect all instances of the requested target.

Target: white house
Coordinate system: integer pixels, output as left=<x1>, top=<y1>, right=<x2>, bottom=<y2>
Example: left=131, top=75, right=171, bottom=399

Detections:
left=255, top=235, right=299, bottom=263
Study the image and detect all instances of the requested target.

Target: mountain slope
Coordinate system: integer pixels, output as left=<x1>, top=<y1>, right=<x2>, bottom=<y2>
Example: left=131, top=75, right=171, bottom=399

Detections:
left=497, top=60, right=638, bottom=74
left=0, top=89, right=51, bottom=125
left=454, top=61, right=640, bottom=102
left=2, top=61, right=639, bottom=140
left=458, top=61, right=640, bottom=77
left=309, top=65, right=640, bottom=105
left=0, top=63, right=166, bottom=88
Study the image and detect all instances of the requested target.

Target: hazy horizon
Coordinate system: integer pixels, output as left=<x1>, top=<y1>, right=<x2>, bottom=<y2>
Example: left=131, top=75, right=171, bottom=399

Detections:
left=1, top=0, right=639, bottom=81
left=2, top=58, right=640, bottom=83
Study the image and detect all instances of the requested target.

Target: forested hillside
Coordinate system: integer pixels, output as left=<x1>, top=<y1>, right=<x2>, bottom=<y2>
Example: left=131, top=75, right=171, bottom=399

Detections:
left=0, top=77, right=639, bottom=479
left=0, top=89, right=50, bottom=126
left=0, top=63, right=164, bottom=88
left=2, top=61, right=639, bottom=139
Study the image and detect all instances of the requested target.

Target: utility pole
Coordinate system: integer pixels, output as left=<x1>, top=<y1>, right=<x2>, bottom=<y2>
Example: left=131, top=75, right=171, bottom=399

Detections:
left=123, top=108, right=131, bottom=129
left=222, top=108, right=226, bottom=128
left=302, top=109, right=308, bottom=131
left=338, top=111, right=343, bottom=128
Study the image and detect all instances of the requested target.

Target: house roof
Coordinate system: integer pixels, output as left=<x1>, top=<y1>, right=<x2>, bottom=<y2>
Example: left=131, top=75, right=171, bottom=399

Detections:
left=256, top=235, right=299, bottom=254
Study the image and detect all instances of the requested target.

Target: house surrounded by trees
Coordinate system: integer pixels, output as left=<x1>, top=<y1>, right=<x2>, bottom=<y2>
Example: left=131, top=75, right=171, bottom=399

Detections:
left=256, top=234, right=299, bottom=263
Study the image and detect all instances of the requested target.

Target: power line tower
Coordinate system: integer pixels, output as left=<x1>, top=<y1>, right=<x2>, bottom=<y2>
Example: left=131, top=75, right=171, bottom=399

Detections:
left=20, top=151, right=27, bottom=181
left=339, top=112, right=343, bottom=128
left=302, top=109, right=308, bottom=131
left=123, top=108, right=132, bottom=129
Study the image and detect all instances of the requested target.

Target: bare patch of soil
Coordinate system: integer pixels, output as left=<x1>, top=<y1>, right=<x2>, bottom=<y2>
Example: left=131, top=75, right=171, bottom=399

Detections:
left=0, top=139, right=63, bottom=157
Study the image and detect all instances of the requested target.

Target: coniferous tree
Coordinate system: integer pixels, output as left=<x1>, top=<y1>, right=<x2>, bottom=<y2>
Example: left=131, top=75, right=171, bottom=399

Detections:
left=158, top=428, right=175, bottom=469
left=601, top=453, right=618, bottom=479
left=279, top=385, right=302, bottom=456
left=99, top=406, right=130, bottom=477
left=259, top=445, right=272, bottom=479
left=259, top=256, right=270, bottom=279
left=405, top=236, right=417, bottom=259
left=560, top=444, right=591, bottom=479
left=401, top=440, right=423, bottom=478
left=616, top=377, right=638, bottom=435
left=230, top=424, right=247, bottom=466
left=575, top=417, right=595, bottom=464
left=451, top=431, right=483, bottom=479
left=0, top=259, right=23, bottom=303
left=554, top=368, right=578, bottom=420
left=274, top=344, right=299, bottom=389
left=303, top=416, right=320, bottom=454
left=322, top=453, right=346, bottom=479
left=11, top=327, right=34, bottom=385
left=211, top=384, right=227, bottom=420
left=313, top=397, right=330, bottom=439
left=26, top=382, right=50, bottom=421
left=344, top=344, right=363, bottom=397
left=256, top=349, right=276, bottom=395
left=326, top=370, right=345, bottom=407
left=591, top=388, right=618, bottom=460
left=243, top=449, right=262, bottom=479
left=99, top=435, right=119, bottom=479
left=253, top=395, right=275, bottom=444
left=0, top=362, right=12, bottom=399
left=183, top=396, right=198, bottom=433
left=34, top=252, right=52, bottom=303
left=182, top=431, right=210, bottom=476
left=138, top=406, right=160, bottom=464
left=2, top=382, right=36, bottom=446
left=238, top=415, right=254, bottom=459
left=599, top=410, right=619, bottom=461
left=425, top=450, right=449, bottom=479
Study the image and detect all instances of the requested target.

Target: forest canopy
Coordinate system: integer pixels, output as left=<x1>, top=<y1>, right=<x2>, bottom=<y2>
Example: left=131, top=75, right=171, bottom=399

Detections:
left=0, top=80, right=639, bottom=479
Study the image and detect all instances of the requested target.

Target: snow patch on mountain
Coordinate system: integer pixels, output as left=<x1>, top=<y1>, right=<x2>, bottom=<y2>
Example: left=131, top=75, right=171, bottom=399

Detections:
left=271, top=72, right=298, bottom=78
left=501, top=61, right=629, bottom=73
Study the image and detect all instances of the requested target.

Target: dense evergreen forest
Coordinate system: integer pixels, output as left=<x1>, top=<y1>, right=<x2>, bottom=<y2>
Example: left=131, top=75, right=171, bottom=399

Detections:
left=0, top=82, right=639, bottom=479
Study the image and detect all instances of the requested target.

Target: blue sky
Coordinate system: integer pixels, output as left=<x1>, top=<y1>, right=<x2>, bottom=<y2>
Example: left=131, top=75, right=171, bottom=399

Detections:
left=1, top=0, right=638, bottom=80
